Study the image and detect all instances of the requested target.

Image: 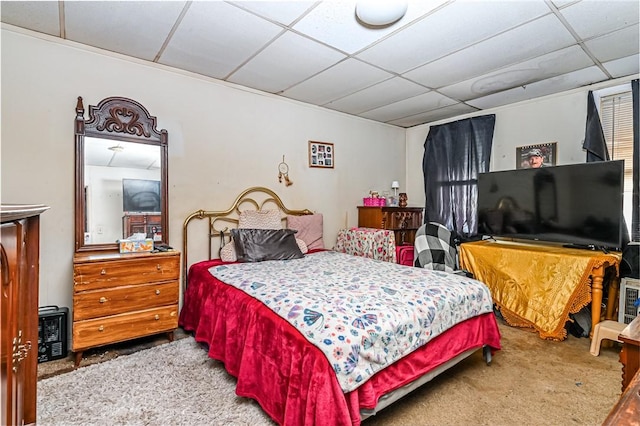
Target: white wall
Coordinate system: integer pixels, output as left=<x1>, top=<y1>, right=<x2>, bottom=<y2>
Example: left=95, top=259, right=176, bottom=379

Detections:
left=405, top=74, right=639, bottom=209
left=1, top=28, right=406, bottom=310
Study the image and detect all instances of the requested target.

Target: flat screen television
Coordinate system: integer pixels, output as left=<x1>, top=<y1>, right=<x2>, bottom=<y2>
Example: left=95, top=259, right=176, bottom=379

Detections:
left=122, top=179, right=161, bottom=213
left=477, top=160, right=624, bottom=250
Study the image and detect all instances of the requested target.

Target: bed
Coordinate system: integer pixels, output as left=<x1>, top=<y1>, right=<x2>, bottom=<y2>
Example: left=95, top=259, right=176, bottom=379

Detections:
left=179, top=187, right=501, bottom=425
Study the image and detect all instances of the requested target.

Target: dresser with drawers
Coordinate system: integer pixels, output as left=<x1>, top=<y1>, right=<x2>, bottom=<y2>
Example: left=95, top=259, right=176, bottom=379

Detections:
left=72, top=250, right=180, bottom=366
left=357, top=206, right=423, bottom=246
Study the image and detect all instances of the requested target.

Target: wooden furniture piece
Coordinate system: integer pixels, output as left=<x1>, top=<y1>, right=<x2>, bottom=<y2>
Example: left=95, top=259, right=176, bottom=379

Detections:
left=72, top=250, right=180, bottom=366
left=357, top=206, right=423, bottom=246
left=459, top=240, right=621, bottom=340
left=603, top=370, right=640, bottom=426
left=619, top=315, right=640, bottom=392
left=73, top=96, right=177, bottom=366
left=123, top=213, right=162, bottom=239
left=1, top=204, right=49, bottom=426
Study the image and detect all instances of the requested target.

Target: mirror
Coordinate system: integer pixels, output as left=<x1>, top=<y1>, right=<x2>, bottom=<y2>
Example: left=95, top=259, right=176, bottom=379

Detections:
left=75, top=96, right=168, bottom=253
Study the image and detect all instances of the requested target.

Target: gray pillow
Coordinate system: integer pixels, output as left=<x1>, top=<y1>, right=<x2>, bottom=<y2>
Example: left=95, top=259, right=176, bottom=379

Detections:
left=231, top=228, right=304, bottom=262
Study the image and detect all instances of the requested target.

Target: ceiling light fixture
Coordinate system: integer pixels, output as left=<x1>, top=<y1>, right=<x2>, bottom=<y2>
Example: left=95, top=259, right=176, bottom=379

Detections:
left=355, top=0, right=408, bottom=27
left=108, top=144, right=124, bottom=153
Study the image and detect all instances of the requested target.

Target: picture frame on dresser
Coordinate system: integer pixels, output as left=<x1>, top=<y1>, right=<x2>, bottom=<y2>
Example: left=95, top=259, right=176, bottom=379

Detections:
left=72, top=96, right=178, bottom=366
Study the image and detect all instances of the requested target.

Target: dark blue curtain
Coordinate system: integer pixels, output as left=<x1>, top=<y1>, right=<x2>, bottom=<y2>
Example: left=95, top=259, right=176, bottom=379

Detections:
left=422, top=115, right=495, bottom=239
left=632, top=79, right=639, bottom=241
left=583, top=91, right=610, bottom=161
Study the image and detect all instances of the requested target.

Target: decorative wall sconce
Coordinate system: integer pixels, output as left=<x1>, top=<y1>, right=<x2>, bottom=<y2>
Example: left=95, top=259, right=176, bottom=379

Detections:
left=278, top=155, right=293, bottom=187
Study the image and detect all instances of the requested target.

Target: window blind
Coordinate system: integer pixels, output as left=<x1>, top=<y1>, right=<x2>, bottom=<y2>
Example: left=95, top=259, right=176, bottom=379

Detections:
left=600, top=92, right=633, bottom=188
left=600, top=90, right=634, bottom=240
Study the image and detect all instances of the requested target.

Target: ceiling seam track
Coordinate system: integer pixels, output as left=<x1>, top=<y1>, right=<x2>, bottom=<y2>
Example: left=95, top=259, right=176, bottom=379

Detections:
left=546, top=0, right=613, bottom=79
left=58, top=0, right=65, bottom=39
left=153, top=1, right=192, bottom=63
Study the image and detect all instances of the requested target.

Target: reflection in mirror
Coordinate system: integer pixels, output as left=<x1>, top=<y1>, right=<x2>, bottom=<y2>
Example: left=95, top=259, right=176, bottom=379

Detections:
left=83, top=137, right=161, bottom=244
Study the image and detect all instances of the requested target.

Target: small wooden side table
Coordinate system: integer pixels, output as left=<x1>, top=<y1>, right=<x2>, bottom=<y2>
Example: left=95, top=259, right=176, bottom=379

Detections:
left=619, top=315, right=640, bottom=392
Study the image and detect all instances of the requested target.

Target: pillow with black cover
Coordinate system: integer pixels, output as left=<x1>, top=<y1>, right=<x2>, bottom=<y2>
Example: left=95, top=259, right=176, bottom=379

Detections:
left=231, top=228, right=304, bottom=262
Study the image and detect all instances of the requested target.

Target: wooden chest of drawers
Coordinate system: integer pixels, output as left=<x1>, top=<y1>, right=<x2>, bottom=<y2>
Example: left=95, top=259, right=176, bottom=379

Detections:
left=357, top=206, right=423, bottom=246
left=72, top=250, right=180, bottom=366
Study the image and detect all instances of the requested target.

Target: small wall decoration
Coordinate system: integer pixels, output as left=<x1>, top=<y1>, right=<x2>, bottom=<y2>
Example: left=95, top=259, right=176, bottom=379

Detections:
left=277, top=155, right=293, bottom=186
left=308, top=141, right=334, bottom=168
left=516, top=142, right=557, bottom=169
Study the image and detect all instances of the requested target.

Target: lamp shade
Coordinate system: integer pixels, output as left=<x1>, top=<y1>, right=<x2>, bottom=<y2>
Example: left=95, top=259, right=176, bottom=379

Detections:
left=356, top=0, right=408, bottom=27
left=391, top=181, right=400, bottom=189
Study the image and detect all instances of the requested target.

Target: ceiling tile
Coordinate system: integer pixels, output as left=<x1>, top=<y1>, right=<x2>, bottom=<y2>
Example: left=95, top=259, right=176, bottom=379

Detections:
left=467, top=66, right=608, bottom=109
left=404, top=14, right=576, bottom=89
left=360, top=91, right=457, bottom=122
left=559, top=0, right=639, bottom=40
left=387, top=103, right=479, bottom=127
left=356, top=0, right=550, bottom=74
left=0, top=1, right=59, bottom=36
left=292, top=0, right=447, bottom=54
left=65, top=1, right=186, bottom=61
left=228, top=31, right=346, bottom=94
left=282, top=58, right=392, bottom=105
left=159, top=1, right=282, bottom=79
left=323, top=77, right=430, bottom=115
left=602, top=54, right=640, bottom=78
left=229, top=1, right=317, bottom=26
left=584, top=24, right=640, bottom=64
left=439, top=45, right=595, bottom=101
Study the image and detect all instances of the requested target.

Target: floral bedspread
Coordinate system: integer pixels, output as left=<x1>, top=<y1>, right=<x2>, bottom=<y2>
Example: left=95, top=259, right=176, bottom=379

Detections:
left=209, top=251, right=494, bottom=392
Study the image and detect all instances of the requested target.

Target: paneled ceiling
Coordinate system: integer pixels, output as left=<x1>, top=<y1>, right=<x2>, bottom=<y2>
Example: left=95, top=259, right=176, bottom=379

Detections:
left=2, top=0, right=638, bottom=128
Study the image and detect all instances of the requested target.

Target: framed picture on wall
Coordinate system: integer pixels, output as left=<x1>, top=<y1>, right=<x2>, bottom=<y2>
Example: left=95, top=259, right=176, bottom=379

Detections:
left=516, top=142, right=557, bottom=169
left=308, top=141, right=334, bottom=168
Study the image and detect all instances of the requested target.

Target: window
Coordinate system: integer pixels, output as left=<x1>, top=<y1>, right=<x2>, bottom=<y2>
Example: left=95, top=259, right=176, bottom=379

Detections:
left=598, top=85, right=633, bottom=240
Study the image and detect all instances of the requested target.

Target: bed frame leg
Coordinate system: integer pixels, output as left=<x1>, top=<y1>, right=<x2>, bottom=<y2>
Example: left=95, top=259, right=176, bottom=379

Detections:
left=483, top=345, right=492, bottom=365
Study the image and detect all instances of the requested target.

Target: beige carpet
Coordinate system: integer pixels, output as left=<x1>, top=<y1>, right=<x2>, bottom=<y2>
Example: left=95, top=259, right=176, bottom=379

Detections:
left=37, top=321, right=623, bottom=426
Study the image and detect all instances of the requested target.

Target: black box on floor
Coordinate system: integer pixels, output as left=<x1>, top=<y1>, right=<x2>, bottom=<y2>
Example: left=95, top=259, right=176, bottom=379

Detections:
left=38, top=306, right=68, bottom=363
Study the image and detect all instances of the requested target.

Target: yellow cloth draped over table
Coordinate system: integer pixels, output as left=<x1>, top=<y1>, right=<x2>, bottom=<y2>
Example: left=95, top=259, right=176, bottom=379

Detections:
left=459, top=240, right=621, bottom=340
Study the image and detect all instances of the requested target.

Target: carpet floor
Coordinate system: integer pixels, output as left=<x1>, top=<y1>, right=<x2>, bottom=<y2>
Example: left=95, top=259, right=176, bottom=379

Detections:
left=37, top=320, right=623, bottom=426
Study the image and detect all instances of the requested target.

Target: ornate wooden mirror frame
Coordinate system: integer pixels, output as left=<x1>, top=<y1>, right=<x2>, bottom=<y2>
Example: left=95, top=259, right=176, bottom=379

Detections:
left=74, top=96, right=169, bottom=252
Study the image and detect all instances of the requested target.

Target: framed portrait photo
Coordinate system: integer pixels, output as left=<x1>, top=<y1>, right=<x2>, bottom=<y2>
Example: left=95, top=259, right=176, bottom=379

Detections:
left=516, top=142, right=557, bottom=169
left=308, top=141, right=334, bottom=168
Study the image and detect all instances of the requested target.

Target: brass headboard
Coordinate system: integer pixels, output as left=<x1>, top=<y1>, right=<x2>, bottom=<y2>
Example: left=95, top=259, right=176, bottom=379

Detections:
left=182, top=186, right=312, bottom=292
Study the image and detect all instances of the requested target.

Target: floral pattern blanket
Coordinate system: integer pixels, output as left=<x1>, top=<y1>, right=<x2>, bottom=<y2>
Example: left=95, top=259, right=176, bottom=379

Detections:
left=209, top=251, right=494, bottom=392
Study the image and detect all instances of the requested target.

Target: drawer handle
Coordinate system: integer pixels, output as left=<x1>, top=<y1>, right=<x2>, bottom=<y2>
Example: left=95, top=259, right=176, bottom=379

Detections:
left=99, top=297, right=107, bottom=303
left=98, top=325, right=104, bottom=332
left=154, top=315, right=160, bottom=320
left=155, top=289, right=160, bottom=295
left=100, top=269, right=106, bottom=275
left=156, top=264, right=161, bottom=270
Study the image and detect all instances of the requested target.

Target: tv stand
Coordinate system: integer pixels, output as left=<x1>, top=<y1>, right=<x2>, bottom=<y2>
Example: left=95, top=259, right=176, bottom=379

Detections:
left=459, top=240, right=621, bottom=341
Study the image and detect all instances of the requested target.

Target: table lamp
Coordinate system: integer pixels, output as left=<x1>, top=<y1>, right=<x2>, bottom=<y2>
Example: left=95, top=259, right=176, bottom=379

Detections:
left=391, top=181, right=400, bottom=197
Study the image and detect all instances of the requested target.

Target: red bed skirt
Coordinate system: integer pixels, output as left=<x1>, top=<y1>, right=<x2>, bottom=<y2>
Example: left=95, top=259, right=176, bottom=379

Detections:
left=179, top=258, right=501, bottom=426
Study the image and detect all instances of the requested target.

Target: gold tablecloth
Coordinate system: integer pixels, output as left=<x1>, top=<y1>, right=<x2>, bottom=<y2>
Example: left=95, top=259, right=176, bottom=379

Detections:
left=459, top=240, right=621, bottom=340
